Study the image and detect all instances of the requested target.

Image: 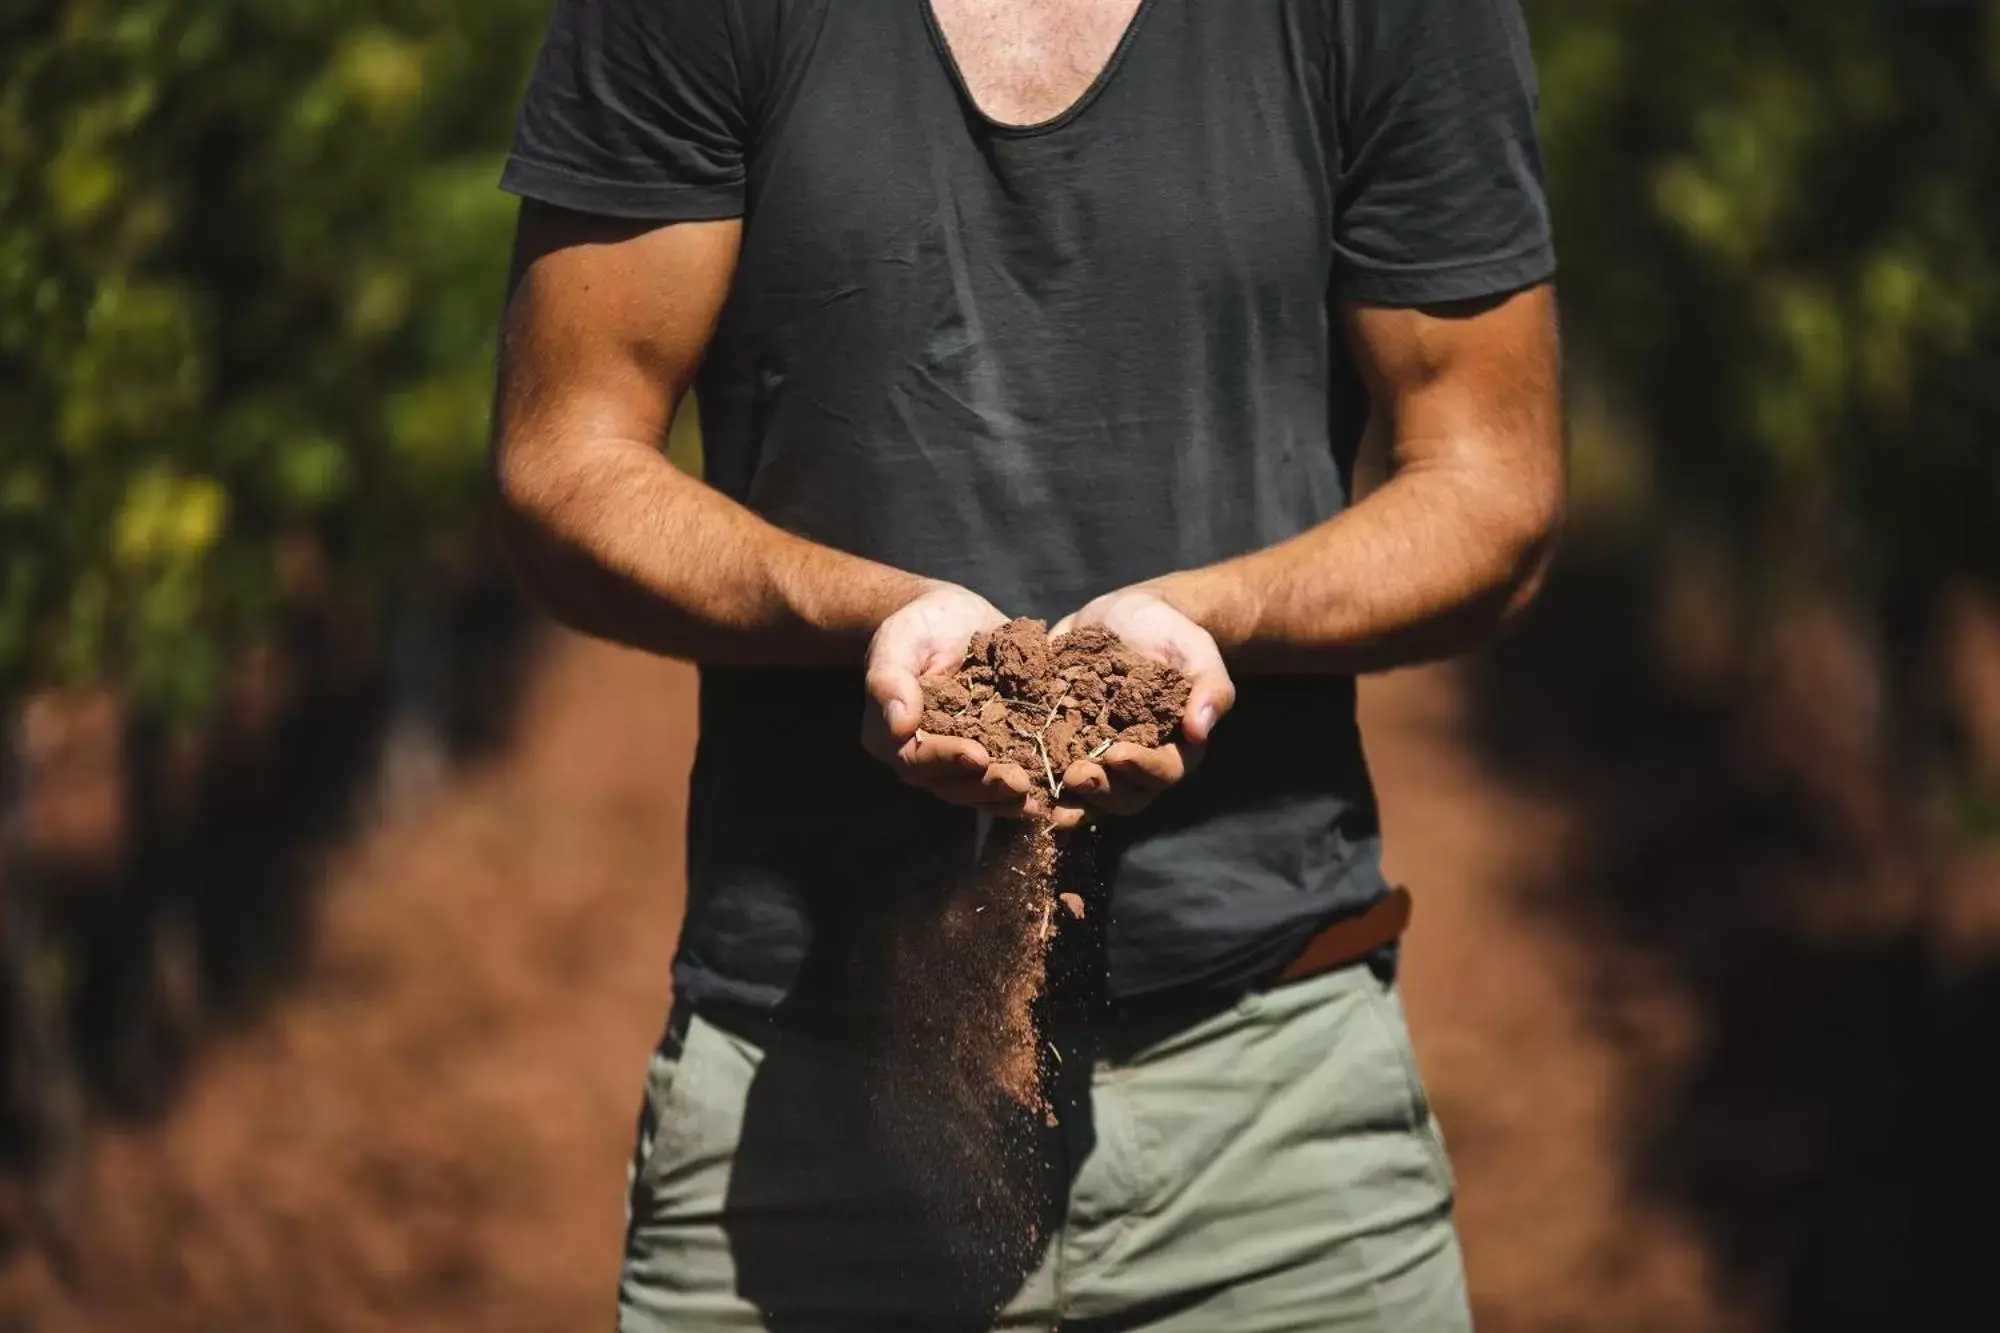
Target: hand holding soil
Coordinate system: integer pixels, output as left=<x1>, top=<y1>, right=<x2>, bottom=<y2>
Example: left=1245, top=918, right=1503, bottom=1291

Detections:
left=1047, top=586, right=1234, bottom=820
left=862, top=581, right=1037, bottom=813
left=875, top=614, right=1210, bottom=1141
left=896, top=615, right=1197, bottom=1120
left=915, top=614, right=1207, bottom=827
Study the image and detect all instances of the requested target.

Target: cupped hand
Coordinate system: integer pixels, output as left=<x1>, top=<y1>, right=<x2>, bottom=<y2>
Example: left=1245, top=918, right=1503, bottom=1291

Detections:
left=1049, top=584, right=1236, bottom=820
left=860, top=582, right=1041, bottom=816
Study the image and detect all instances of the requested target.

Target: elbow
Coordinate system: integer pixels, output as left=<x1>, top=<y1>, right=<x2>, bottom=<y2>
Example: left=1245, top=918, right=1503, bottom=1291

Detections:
left=1491, top=477, right=1566, bottom=630
left=491, top=426, right=553, bottom=535
left=488, top=439, right=574, bottom=619
left=487, top=434, right=656, bottom=649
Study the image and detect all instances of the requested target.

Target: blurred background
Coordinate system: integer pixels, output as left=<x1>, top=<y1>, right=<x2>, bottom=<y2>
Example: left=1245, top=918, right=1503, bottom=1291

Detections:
left=1, top=1, right=1996, bottom=1329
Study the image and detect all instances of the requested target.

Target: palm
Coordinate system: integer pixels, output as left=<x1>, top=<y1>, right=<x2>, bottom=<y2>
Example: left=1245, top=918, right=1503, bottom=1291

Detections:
left=1043, top=585, right=1237, bottom=820
left=907, top=600, right=996, bottom=676
left=862, top=583, right=1006, bottom=755
left=1095, top=597, right=1201, bottom=670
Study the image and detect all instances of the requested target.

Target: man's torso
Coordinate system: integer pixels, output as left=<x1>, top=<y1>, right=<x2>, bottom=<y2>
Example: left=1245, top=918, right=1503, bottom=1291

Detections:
left=680, top=0, right=1385, bottom=1012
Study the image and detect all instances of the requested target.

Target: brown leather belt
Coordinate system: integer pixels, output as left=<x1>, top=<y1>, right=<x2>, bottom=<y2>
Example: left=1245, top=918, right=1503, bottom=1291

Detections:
left=1275, top=885, right=1414, bottom=984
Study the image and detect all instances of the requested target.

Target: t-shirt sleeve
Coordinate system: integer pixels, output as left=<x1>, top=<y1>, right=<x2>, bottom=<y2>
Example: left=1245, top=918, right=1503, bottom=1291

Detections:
left=1333, top=0, right=1556, bottom=305
left=501, top=0, right=749, bottom=221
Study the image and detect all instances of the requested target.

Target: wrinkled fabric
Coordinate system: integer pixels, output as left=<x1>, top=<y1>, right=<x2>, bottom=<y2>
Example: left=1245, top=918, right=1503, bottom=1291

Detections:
left=618, top=964, right=1470, bottom=1331
left=503, top=0, right=1555, bottom=1009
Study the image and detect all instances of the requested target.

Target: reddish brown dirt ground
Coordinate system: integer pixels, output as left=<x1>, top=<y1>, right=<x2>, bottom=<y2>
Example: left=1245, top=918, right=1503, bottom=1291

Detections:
left=1363, top=666, right=1751, bottom=1333
left=0, top=626, right=1954, bottom=1330
left=1, top=633, right=696, bottom=1332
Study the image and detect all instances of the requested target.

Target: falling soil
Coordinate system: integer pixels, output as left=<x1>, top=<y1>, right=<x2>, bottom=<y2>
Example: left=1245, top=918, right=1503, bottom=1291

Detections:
left=899, top=619, right=1190, bottom=1110
left=860, top=622, right=1191, bottom=1296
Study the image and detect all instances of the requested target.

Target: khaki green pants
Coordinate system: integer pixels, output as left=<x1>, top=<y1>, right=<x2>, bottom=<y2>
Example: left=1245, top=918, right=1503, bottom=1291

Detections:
left=618, top=962, right=1470, bottom=1331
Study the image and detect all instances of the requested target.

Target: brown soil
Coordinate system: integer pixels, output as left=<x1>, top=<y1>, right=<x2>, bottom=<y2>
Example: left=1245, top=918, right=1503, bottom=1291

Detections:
left=890, top=619, right=1187, bottom=1117
left=879, top=819, right=1061, bottom=1111
left=0, top=633, right=696, bottom=1333
left=920, top=620, right=1190, bottom=799
left=872, top=818, right=1063, bottom=1265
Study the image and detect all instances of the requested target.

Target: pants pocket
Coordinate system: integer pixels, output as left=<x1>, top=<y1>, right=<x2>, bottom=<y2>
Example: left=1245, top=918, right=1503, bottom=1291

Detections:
left=1362, top=982, right=1457, bottom=1200
left=624, top=1010, right=690, bottom=1222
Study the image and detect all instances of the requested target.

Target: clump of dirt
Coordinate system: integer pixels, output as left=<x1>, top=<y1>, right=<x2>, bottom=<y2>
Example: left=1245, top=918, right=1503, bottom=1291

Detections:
left=919, top=619, right=1192, bottom=802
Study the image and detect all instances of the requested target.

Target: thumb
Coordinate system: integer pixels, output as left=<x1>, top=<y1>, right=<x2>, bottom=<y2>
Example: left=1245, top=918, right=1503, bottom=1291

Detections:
left=1050, top=612, right=1078, bottom=639
left=1182, top=670, right=1236, bottom=745
left=860, top=666, right=922, bottom=764
left=865, top=664, right=923, bottom=741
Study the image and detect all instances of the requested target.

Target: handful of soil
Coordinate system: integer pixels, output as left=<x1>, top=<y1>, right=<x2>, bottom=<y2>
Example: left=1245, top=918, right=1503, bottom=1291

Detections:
left=890, top=618, right=1190, bottom=1114
left=917, top=618, right=1192, bottom=799
left=869, top=621, right=1195, bottom=1278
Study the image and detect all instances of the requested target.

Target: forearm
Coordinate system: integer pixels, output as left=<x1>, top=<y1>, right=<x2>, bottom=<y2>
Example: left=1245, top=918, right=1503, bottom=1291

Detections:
left=1152, top=285, right=1566, bottom=674
left=494, top=209, right=930, bottom=668
left=1152, top=455, right=1561, bottom=674
left=496, top=434, right=929, bottom=667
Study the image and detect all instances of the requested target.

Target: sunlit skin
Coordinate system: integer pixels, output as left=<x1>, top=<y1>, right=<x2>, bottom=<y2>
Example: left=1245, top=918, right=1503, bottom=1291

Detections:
left=493, top=198, right=1561, bottom=829
left=491, top=0, right=1564, bottom=830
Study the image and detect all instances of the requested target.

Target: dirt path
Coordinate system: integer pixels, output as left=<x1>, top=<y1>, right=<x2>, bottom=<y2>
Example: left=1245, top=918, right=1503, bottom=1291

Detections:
left=1, top=633, right=1748, bottom=1330
left=1362, top=667, right=1747, bottom=1333
left=1, top=633, right=695, bottom=1331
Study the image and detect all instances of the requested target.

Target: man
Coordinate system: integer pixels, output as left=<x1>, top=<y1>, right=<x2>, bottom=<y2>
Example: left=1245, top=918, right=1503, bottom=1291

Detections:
left=492, top=0, right=1561, bottom=1327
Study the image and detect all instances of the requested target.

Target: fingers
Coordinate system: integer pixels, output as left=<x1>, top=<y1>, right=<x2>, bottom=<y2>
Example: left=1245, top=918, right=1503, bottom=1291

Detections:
left=1104, top=741, right=1190, bottom=788
left=1049, top=612, right=1077, bottom=638
left=894, top=733, right=990, bottom=784
left=1058, top=742, right=1196, bottom=814
left=927, top=759, right=1039, bottom=814
left=884, top=731, right=1202, bottom=820
left=890, top=737, right=1044, bottom=816
left=1047, top=802, right=1092, bottom=833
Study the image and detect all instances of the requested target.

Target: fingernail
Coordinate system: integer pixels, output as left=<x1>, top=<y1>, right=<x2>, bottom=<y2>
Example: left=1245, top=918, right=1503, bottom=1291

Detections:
left=887, top=701, right=909, bottom=731
left=1197, top=705, right=1217, bottom=733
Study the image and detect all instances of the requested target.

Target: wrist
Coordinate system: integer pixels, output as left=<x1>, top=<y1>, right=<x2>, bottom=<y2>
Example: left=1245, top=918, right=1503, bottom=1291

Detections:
left=775, top=544, right=933, bottom=656
left=845, top=569, right=939, bottom=637
left=1146, top=565, right=1259, bottom=652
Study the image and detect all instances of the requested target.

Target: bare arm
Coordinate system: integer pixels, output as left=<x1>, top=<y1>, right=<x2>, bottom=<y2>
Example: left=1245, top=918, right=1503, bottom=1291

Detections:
left=493, top=202, right=1039, bottom=812
left=1051, top=284, right=1562, bottom=817
left=491, top=202, right=937, bottom=668
left=1089, top=283, right=1565, bottom=674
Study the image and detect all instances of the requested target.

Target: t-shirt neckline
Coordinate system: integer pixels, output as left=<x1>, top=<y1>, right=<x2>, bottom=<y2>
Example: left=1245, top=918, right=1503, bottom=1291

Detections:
left=918, top=0, right=1162, bottom=139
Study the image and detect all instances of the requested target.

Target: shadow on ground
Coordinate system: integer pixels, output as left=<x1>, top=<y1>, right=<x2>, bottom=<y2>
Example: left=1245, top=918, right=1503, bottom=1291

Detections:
left=1465, top=538, right=2000, bottom=1330
left=1, top=558, right=541, bottom=1191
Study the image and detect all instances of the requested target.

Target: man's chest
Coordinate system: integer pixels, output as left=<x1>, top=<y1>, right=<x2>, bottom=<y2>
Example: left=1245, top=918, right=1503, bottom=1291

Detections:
left=727, top=1, right=1338, bottom=355
left=925, top=0, right=1146, bottom=127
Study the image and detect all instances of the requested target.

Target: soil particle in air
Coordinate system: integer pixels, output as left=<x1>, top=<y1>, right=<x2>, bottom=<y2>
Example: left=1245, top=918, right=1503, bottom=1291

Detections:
left=885, top=819, right=1065, bottom=1110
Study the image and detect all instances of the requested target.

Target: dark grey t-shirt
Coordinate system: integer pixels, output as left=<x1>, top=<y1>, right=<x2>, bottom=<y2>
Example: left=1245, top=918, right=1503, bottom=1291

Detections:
left=503, top=0, right=1554, bottom=1009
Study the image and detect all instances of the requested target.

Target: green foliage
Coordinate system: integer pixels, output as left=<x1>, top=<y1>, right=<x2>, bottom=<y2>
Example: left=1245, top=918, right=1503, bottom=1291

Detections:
left=0, top=0, right=545, bottom=719
left=3, top=0, right=1993, bottom=743
left=1529, top=0, right=2000, bottom=615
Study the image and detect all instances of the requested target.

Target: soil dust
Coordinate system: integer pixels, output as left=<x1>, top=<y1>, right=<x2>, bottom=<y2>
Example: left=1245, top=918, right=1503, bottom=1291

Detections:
left=890, top=618, right=1188, bottom=1111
